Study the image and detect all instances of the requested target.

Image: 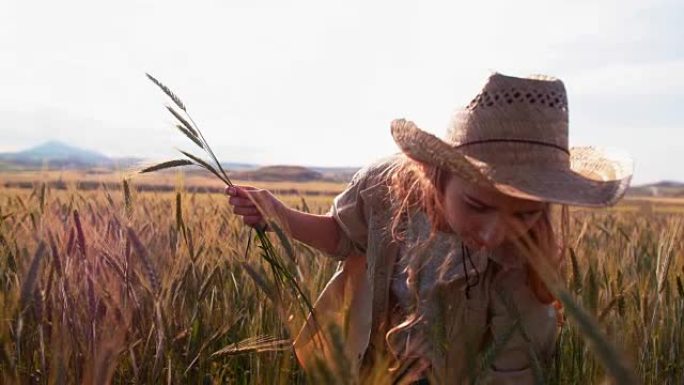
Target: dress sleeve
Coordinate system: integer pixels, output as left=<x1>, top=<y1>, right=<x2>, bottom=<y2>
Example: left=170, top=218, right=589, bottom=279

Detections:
left=327, top=156, right=394, bottom=259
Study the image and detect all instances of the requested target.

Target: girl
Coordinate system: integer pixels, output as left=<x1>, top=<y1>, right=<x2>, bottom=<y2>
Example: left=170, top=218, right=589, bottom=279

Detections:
left=225, top=73, right=632, bottom=384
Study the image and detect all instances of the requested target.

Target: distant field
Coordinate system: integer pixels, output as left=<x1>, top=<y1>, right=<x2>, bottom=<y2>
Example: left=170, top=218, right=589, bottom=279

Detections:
left=0, top=169, right=348, bottom=197
left=618, top=197, right=684, bottom=214
left=3, top=170, right=684, bottom=212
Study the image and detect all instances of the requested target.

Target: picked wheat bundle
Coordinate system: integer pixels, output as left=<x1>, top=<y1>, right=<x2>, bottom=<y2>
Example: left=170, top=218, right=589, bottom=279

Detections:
left=140, top=73, right=314, bottom=321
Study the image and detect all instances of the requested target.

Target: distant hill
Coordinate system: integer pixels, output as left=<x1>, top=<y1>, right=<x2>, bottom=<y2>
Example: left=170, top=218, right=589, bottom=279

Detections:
left=0, top=141, right=114, bottom=168
left=4, top=143, right=680, bottom=190
left=627, top=181, right=684, bottom=198
left=310, top=166, right=360, bottom=182
left=232, top=165, right=324, bottom=182
left=0, top=141, right=359, bottom=182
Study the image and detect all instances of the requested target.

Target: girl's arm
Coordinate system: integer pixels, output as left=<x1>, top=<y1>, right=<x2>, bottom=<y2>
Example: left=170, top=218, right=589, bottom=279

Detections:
left=225, top=185, right=341, bottom=255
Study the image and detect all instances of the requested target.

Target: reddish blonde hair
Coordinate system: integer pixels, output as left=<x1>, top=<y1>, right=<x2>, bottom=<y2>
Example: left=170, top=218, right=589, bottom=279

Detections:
left=386, top=154, right=564, bottom=304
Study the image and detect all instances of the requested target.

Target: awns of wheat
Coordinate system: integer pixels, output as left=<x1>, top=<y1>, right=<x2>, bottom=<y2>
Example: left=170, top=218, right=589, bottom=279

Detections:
left=140, top=73, right=314, bottom=319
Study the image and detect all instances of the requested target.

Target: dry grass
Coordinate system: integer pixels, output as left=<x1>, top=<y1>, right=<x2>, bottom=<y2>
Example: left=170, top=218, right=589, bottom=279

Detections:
left=0, top=181, right=338, bottom=384
left=0, top=179, right=682, bottom=384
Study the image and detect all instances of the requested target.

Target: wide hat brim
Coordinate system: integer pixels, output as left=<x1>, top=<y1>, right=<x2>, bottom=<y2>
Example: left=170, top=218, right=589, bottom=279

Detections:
left=391, top=119, right=633, bottom=207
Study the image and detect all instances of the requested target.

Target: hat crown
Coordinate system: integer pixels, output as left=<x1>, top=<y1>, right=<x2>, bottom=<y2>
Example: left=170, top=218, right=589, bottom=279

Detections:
left=446, top=74, right=570, bottom=161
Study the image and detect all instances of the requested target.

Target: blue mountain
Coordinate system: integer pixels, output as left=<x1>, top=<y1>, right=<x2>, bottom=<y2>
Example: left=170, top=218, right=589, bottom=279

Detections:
left=0, top=141, right=113, bottom=168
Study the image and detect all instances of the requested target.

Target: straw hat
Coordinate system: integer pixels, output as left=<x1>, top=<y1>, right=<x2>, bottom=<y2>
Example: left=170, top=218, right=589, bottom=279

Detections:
left=391, top=73, right=633, bottom=207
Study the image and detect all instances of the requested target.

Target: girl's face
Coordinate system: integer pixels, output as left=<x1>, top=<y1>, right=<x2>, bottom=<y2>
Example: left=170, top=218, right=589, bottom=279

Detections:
left=441, top=174, right=546, bottom=250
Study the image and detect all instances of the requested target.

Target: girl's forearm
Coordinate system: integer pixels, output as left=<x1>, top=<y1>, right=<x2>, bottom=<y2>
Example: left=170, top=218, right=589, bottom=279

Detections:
left=281, top=207, right=341, bottom=255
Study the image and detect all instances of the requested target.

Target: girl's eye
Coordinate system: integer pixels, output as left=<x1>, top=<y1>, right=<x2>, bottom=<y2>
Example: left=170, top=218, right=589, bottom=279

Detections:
left=464, top=198, right=489, bottom=213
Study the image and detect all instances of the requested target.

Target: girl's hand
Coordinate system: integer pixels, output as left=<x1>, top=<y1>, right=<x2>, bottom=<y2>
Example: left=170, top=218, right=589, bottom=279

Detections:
left=227, top=185, right=342, bottom=255
left=225, top=185, right=286, bottom=231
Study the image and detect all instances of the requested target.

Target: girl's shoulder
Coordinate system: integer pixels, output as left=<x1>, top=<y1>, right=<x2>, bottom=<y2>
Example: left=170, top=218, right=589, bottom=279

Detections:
left=354, top=154, right=403, bottom=182
left=336, top=155, right=403, bottom=222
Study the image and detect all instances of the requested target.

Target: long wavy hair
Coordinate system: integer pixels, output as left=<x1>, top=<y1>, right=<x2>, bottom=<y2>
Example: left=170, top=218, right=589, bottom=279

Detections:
left=386, top=154, right=566, bottom=302
left=381, top=154, right=567, bottom=379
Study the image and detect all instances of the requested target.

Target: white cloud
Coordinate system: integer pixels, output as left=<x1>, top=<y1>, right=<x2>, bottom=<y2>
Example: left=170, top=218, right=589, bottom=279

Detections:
left=0, top=0, right=681, bottom=182
left=568, top=60, right=684, bottom=96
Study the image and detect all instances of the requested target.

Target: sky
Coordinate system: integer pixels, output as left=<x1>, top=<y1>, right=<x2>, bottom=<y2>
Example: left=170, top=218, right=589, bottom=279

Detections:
left=1, top=0, right=682, bottom=184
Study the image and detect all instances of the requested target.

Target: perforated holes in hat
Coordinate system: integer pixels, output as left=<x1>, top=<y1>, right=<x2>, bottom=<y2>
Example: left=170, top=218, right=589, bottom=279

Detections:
left=466, top=87, right=567, bottom=112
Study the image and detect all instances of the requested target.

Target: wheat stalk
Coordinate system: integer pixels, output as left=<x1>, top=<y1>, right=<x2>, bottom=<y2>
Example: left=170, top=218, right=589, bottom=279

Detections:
left=141, top=73, right=314, bottom=319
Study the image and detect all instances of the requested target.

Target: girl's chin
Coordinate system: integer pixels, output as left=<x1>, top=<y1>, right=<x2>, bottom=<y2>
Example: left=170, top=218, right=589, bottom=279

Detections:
left=462, top=238, right=488, bottom=251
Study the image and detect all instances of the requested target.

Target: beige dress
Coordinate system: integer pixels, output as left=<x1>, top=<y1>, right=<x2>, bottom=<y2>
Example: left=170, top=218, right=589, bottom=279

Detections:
left=294, top=155, right=559, bottom=384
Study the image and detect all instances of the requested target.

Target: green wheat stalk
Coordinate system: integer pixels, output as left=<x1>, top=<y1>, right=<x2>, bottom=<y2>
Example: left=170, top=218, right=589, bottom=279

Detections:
left=140, top=73, right=314, bottom=319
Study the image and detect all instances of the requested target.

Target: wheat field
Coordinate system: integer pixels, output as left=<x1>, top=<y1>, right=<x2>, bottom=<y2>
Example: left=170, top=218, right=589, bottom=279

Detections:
left=0, top=177, right=682, bottom=384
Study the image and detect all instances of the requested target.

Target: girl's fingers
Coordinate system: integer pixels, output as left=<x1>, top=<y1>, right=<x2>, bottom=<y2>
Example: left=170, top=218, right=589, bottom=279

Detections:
left=226, top=186, right=266, bottom=207
left=228, top=197, right=253, bottom=207
left=225, top=185, right=258, bottom=197
left=226, top=185, right=275, bottom=232
left=243, top=215, right=263, bottom=226
left=233, top=206, right=260, bottom=216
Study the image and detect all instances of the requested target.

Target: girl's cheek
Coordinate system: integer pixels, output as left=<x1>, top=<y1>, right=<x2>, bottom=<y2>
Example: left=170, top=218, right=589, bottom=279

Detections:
left=444, top=204, right=461, bottom=229
left=444, top=199, right=479, bottom=237
left=507, top=216, right=540, bottom=239
left=448, top=210, right=477, bottom=238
